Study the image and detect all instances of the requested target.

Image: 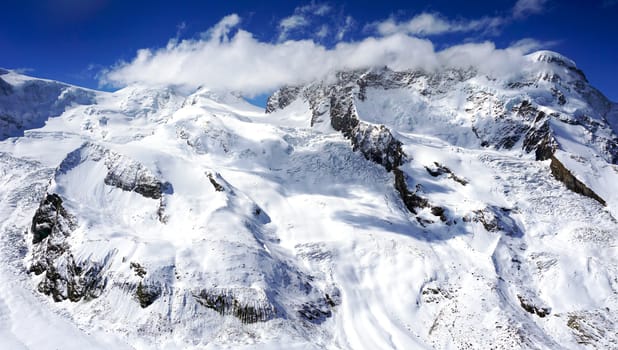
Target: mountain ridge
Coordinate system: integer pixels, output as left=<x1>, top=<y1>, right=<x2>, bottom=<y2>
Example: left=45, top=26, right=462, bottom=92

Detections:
left=0, top=50, right=617, bottom=349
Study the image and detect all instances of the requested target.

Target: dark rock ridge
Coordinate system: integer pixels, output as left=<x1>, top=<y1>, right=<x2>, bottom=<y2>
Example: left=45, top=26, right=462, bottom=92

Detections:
left=30, top=193, right=73, bottom=244
left=265, top=86, right=301, bottom=113
left=193, top=289, right=276, bottom=324
left=393, top=168, right=428, bottom=215
left=425, top=162, right=468, bottom=185
left=206, top=172, right=225, bottom=192
left=29, top=193, right=109, bottom=302
left=267, top=69, right=425, bottom=215
left=549, top=156, right=606, bottom=206
left=518, top=294, right=551, bottom=318
left=136, top=282, right=162, bottom=308
left=267, top=70, right=413, bottom=172
left=59, top=142, right=172, bottom=200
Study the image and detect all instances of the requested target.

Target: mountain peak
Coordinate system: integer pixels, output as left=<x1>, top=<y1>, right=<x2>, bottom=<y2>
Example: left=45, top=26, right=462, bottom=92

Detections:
left=529, top=50, right=578, bottom=68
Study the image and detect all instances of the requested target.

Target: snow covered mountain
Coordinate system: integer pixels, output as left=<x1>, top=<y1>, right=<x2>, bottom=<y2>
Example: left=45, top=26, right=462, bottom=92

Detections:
left=0, top=51, right=617, bottom=349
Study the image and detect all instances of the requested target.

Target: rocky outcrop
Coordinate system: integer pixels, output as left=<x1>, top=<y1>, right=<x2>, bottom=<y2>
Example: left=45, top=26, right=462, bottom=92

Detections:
left=206, top=172, right=225, bottom=192
left=266, top=69, right=437, bottom=215
left=549, top=156, right=606, bottom=206
left=393, top=168, right=428, bottom=215
left=265, top=86, right=301, bottom=113
left=30, top=193, right=74, bottom=244
left=297, top=294, right=339, bottom=324
left=136, top=282, right=161, bottom=308
left=425, top=162, right=468, bottom=185
left=103, top=153, right=171, bottom=200
left=523, top=119, right=557, bottom=161
left=59, top=142, right=172, bottom=200
left=518, top=294, right=550, bottom=318
left=193, top=289, right=276, bottom=324
left=464, top=206, right=523, bottom=237
left=29, top=193, right=108, bottom=302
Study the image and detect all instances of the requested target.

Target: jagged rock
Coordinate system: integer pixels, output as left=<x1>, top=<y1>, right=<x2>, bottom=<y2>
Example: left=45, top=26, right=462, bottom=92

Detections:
left=130, top=262, right=147, bottom=278
left=523, top=119, right=557, bottom=161
left=136, top=282, right=161, bottom=308
left=60, top=143, right=173, bottom=200
left=465, top=206, right=523, bottom=237
left=549, top=156, right=606, bottom=206
left=193, top=289, right=276, bottom=324
left=425, top=162, right=468, bottom=185
left=206, top=172, right=225, bottom=192
left=29, top=193, right=107, bottom=302
left=104, top=159, right=170, bottom=199
left=393, top=168, right=428, bottom=214
left=265, top=86, right=301, bottom=113
left=266, top=69, right=407, bottom=172
left=30, top=193, right=73, bottom=244
left=430, top=206, right=448, bottom=222
left=518, top=295, right=550, bottom=318
left=298, top=297, right=333, bottom=324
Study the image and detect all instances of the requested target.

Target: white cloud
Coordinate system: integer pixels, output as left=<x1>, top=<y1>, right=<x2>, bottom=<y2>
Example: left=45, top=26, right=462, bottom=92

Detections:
left=278, top=15, right=310, bottom=40
left=298, top=2, right=331, bottom=16
left=102, top=14, right=542, bottom=96
left=513, top=0, right=548, bottom=18
left=336, top=16, right=354, bottom=40
left=203, top=14, right=241, bottom=42
left=277, top=2, right=332, bottom=41
left=371, top=13, right=504, bottom=36
left=316, top=25, right=329, bottom=39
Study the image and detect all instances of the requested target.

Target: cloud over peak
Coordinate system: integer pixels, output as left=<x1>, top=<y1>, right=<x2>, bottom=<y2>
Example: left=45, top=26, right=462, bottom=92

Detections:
left=101, top=13, right=542, bottom=96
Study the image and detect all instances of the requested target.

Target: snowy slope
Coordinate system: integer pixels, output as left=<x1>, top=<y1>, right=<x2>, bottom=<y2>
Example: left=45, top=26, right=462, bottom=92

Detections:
left=0, top=51, right=617, bottom=349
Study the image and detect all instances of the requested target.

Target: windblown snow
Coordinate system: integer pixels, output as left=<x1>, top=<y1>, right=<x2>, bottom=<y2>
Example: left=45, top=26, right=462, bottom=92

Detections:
left=0, top=52, right=617, bottom=349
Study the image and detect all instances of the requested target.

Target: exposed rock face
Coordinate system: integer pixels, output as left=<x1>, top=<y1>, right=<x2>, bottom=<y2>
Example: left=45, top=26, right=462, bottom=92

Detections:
left=30, top=193, right=73, bottom=244
left=265, top=86, right=301, bottom=113
left=425, top=162, right=468, bottom=185
left=523, top=119, right=557, bottom=161
left=267, top=70, right=413, bottom=215
left=104, top=170, right=166, bottom=200
left=59, top=142, right=172, bottom=200
left=267, top=70, right=408, bottom=172
left=393, top=168, right=428, bottom=214
left=463, top=206, right=523, bottom=237
left=29, top=193, right=108, bottom=302
left=549, top=156, right=606, bottom=206
left=206, top=172, right=225, bottom=192
left=136, top=282, right=162, bottom=308
left=518, top=294, right=551, bottom=318
left=27, top=143, right=173, bottom=303
left=194, top=289, right=276, bottom=324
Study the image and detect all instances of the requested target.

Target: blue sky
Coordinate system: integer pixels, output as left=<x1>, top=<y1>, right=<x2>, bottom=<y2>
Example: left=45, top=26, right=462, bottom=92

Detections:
left=1, top=0, right=617, bottom=101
